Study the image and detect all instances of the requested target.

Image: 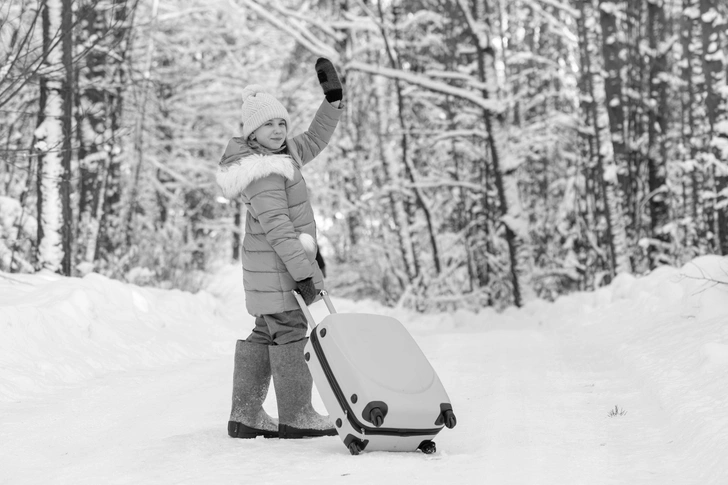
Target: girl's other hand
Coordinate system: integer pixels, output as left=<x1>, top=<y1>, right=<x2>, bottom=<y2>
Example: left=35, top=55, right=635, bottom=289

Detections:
left=315, top=58, right=343, bottom=103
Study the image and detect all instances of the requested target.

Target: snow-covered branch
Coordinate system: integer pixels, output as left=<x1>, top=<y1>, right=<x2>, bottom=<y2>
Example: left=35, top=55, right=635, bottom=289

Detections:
left=425, top=70, right=489, bottom=91
left=346, top=61, right=504, bottom=114
left=534, top=0, right=580, bottom=17
left=263, top=0, right=343, bottom=42
left=432, top=129, right=488, bottom=141
left=230, top=0, right=338, bottom=60
left=454, top=0, right=490, bottom=50
left=404, top=180, right=485, bottom=192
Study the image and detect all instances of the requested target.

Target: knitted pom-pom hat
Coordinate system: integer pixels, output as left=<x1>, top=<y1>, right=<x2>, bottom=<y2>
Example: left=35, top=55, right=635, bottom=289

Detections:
left=240, top=85, right=291, bottom=140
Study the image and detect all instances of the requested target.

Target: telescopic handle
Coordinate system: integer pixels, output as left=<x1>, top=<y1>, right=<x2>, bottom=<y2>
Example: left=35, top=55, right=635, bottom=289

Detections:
left=291, top=289, right=337, bottom=329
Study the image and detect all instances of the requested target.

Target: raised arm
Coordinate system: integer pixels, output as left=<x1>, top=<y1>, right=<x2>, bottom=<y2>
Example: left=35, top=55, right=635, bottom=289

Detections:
left=288, top=58, right=345, bottom=166
left=289, top=99, right=343, bottom=166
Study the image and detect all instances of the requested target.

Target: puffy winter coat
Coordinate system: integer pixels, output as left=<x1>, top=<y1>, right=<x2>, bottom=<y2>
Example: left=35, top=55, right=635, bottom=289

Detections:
left=216, top=100, right=343, bottom=316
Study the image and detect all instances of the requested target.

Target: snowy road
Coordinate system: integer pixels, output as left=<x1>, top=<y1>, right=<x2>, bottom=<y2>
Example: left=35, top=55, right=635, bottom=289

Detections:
left=1, top=324, right=680, bottom=485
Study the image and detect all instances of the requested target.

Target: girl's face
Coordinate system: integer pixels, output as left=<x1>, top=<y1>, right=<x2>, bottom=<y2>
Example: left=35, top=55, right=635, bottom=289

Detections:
left=252, top=118, right=287, bottom=150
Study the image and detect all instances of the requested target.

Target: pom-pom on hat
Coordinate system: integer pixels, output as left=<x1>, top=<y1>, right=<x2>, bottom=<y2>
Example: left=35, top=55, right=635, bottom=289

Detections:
left=240, top=85, right=291, bottom=140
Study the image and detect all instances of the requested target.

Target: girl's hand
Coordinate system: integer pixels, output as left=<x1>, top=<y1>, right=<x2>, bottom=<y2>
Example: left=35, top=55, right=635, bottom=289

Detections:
left=315, top=58, right=342, bottom=103
left=296, top=277, right=317, bottom=305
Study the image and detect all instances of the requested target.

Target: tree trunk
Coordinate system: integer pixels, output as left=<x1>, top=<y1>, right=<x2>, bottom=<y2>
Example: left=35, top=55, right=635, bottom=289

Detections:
left=97, top=0, right=131, bottom=261
left=467, top=0, right=532, bottom=306
left=36, top=0, right=66, bottom=273
left=573, top=0, right=601, bottom=286
left=378, top=3, right=438, bottom=279
left=60, top=0, right=74, bottom=276
left=374, top=77, right=417, bottom=284
left=700, top=0, right=728, bottom=254
left=646, top=0, right=671, bottom=266
left=125, top=0, right=160, bottom=246
left=76, top=2, right=111, bottom=267
left=35, top=1, right=50, bottom=262
left=598, top=0, right=632, bottom=276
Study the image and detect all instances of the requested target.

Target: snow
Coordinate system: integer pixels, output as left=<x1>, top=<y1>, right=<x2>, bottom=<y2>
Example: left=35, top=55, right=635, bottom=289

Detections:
left=1, top=255, right=728, bottom=483
left=0, top=195, right=37, bottom=237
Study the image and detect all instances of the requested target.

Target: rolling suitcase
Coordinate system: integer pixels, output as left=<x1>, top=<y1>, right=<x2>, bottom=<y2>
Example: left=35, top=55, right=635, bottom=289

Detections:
left=293, top=289, right=457, bottom=455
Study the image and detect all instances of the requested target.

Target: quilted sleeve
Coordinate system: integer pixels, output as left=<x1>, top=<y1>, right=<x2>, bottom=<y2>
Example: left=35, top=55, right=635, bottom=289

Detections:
left=288, top=99, right=344, bottom=167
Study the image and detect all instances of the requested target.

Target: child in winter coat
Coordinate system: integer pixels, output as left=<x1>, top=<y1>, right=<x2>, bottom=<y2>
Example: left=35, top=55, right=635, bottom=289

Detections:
left=216, top=58, right=344, bottom=439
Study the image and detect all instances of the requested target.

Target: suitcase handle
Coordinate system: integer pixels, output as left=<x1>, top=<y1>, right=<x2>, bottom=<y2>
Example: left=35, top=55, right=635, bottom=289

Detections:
left=291, top=289, right=337, bottom=328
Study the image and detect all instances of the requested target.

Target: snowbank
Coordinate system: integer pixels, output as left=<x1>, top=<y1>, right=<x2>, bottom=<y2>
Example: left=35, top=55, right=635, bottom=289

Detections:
left=527, top=255, right=728, bottom=480
left=0, top=270, right=241, bottom=402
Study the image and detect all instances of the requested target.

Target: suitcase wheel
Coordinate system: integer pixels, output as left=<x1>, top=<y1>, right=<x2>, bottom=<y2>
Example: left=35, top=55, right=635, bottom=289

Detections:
left=369, top=407, right=385, bottom=427
left=418, top=440, right=437, bottom=454
left=436, top=404, right=457, bottom=429
left=362, top=401, right=389, bottom=427
left=443, top=409, right=457, bottom=429
left=345, top=435, right=369, bottom=456
left=348, top=441, right=362, bottom=455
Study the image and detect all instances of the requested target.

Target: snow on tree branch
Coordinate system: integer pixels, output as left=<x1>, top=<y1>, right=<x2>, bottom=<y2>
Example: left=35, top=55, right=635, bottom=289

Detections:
left=230, top=0, right=338, bottom=60
left=532, top=0, right=580, bottom=18
left=346, top=61, right=504, bottom=114
left=454, top=0, right=490, bottom=50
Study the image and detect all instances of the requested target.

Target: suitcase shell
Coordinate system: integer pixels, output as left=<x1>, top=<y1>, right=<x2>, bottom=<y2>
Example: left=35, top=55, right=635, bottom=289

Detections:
left=296, top=291, right=455, bottom=454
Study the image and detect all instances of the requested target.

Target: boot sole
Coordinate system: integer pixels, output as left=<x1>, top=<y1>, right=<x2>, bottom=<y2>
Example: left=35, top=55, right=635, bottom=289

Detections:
left=228, top=421, right=279, bottom=439
left=279, top=424, right=338, bottom=439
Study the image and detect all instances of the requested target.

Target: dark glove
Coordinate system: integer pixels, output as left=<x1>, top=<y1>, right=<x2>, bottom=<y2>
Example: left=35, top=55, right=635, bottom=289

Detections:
left=296, top=277, right=317, bottom=306
left=315, top=58, right=342, bottom=103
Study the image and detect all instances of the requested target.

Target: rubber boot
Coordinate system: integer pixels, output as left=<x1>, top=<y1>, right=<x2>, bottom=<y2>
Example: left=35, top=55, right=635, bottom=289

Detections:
left=228, top=340, right=279, bottom=438
left=269, top=339, right=337, bottom=438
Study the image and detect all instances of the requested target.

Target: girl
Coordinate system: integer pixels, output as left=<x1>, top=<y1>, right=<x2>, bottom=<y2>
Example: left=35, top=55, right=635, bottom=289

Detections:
left=216, top=58, right=343, bottom=439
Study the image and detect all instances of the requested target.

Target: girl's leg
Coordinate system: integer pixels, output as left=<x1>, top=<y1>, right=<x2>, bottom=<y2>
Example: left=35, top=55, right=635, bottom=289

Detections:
left=228, top=317, right=276, bottom=438
left=260, top=309, right=307, bottom=345
left=263, top=310, right=335, bottom=438
left=246, top=315, right=275, bottom=345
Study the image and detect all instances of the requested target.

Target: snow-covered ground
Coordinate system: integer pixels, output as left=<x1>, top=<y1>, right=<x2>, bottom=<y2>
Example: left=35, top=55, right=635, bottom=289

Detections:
left=1, top=256, right=727, bottom=484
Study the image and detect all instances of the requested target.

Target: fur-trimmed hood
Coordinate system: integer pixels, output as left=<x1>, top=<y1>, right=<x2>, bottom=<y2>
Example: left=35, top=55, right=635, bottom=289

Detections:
left=216, top=153, right=295, bottom=199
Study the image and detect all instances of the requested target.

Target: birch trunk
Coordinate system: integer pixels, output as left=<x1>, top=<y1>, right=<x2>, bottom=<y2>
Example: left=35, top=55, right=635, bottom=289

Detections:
left=35, top=0, right=65, bottom=272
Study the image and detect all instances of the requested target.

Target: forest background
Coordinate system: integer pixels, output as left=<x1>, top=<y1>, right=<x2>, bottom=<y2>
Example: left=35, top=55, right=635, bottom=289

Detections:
left=0, top=0, right=726, bottom=312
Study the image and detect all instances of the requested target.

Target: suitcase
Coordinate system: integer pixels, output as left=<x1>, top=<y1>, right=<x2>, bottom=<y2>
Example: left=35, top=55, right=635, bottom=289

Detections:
left=292, top=289, right=457, bottom=455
